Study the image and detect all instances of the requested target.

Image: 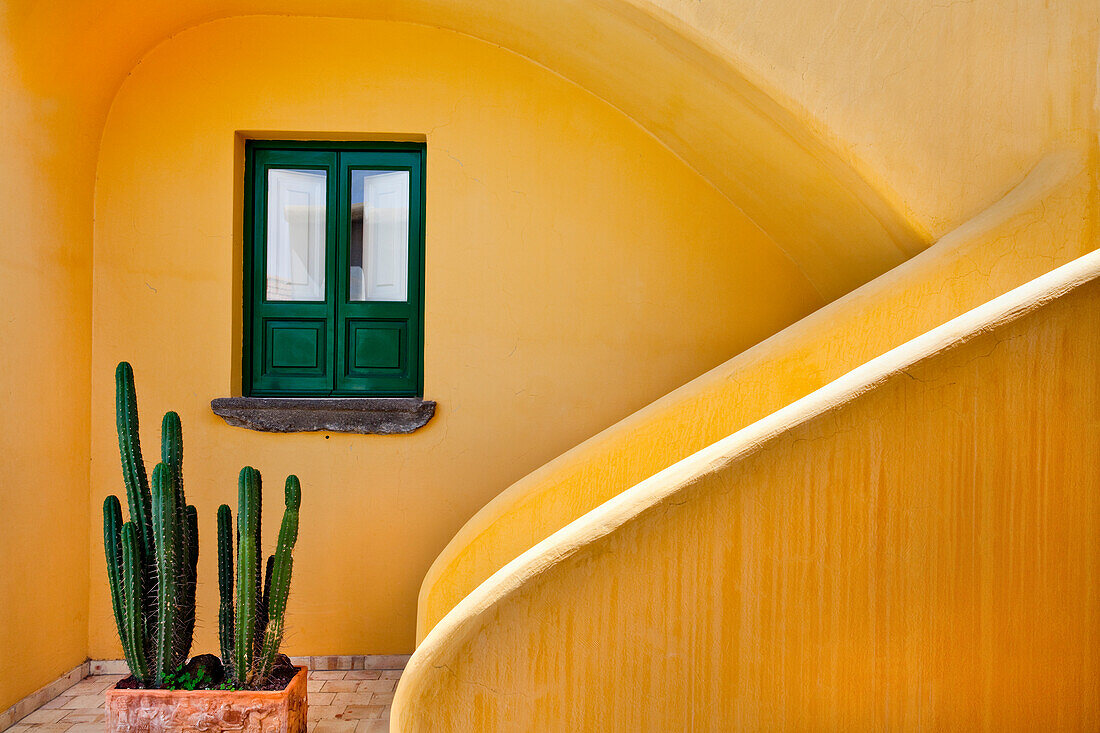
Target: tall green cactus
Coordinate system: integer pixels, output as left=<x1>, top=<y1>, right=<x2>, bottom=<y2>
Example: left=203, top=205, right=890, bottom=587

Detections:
left=234, top=466, right=261, bottom=682
left=256, top=476, right=302, bottom=681
left=103, top=362, right=198, bottom=687
left=218, top=469, right=303, bottom=686
left=104, top=362, right=303, bottom=689
left=119, top=522, right=148, bottom=683
left=217, top=503, right=236, bottom=680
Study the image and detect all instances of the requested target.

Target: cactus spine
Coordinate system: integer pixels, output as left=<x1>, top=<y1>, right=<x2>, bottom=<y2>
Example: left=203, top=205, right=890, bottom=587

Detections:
left=218, top=469, right=302, bottom=686
left=103, top=362, right=198, bottom=686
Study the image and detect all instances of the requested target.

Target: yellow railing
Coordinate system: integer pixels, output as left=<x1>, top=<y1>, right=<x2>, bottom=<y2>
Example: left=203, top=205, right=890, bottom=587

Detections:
left=416, top=148, right=1095, bottom=642
left=395, top=248, right=1100, bottom=731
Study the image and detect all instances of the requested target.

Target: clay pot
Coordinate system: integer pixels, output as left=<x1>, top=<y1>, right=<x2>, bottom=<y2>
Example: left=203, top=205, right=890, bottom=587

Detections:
left=105, top=667, right=308, bottom=732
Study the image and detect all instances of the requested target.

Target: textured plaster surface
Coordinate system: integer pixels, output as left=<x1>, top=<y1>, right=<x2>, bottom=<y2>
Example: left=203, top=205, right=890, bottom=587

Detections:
left=2, top=0, right=1094, bottom=298
left=1, top=0, right=948, bottom=299
left=417, top=146, right=1099, bottom=640
left=87, top=17, right=817, bottom=663
left=646, top=0, right=1100, bottom=238
left=396, top=251, right=1100, bottom=730
left=0, top=0, right=1096, bottom=714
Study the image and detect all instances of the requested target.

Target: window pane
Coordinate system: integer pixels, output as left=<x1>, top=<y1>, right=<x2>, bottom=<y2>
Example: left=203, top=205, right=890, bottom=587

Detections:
left=266, top=168, right=327, bottom=301
left=349, top=169, right=409, bottom=302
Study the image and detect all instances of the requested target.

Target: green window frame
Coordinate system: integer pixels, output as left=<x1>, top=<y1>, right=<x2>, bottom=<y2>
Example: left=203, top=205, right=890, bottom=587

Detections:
left=243, top=141, right=426, bottom=397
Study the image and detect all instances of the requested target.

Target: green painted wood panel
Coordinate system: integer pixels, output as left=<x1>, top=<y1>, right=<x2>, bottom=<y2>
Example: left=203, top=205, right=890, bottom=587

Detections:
left=244, top=141, right=426, bottom=397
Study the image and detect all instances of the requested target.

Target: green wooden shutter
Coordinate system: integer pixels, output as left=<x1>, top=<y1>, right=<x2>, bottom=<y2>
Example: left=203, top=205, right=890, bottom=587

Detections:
left=334, top=149, right=425, bottom=396
left=246, top=148, right=338, bottom=395
left=244, top=142, right=424, bottom=397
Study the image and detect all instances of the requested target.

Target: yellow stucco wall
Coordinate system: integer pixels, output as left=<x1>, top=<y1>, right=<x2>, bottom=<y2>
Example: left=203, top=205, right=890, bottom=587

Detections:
left=0, top=0, right=938, bottom=302
left=85, top=15, right=820, bottom=661
left=6, top=0, right=1097, bottom=301
left=417, top=146, right=1099, bottom=640
left=396, top=252, right=1100, bottom=731
left=648, top=0, right=1100, bottom=239
left=0, top=15, right=95, bottom=711
left=0, top=0, right=1094, bottom=715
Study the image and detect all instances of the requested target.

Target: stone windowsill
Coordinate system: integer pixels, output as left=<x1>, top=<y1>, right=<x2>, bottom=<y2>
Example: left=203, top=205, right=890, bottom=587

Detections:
left=210, top=397, right=435, bottom=434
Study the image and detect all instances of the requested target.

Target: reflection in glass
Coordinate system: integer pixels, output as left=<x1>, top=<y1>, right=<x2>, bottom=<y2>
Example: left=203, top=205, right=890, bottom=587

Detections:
left=349, top=170, right=409, bottom=302
left=266, top=168, right=327, bottom=301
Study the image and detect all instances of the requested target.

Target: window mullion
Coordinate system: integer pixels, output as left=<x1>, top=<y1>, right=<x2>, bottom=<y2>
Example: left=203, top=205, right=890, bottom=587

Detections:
left=327, top=154, right=342, bottom=394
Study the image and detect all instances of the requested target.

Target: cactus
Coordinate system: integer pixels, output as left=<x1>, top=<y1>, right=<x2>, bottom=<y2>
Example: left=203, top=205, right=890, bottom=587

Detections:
left=217, top=503, right=236, bottom=680
left=102, top=362, right=197, bottom=687
left=218, top=469, right=303, bottom=686
left=104, top=361, right=303, bottom=689
left=119, top=522, right=149, bottom=682
left=256, top=554, right=275, bottom=658
left=255, top=476, right=302, bottom=681
left=234, top=466, right=261, bottom=682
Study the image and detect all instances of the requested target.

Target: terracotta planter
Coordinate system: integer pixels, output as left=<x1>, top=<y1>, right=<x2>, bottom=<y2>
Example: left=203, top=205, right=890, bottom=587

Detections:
left=105, top=666, right=308, bottom=732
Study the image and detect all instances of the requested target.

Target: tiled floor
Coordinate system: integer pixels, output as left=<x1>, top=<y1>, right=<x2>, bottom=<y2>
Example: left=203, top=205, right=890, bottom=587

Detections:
left=6, top=669, right=399, bottom=732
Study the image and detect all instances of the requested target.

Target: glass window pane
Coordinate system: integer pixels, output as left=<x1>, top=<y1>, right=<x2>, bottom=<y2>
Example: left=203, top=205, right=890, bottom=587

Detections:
left=266, top=168, right=327, bottom=301
left=349, top=169, right=410, bottom=302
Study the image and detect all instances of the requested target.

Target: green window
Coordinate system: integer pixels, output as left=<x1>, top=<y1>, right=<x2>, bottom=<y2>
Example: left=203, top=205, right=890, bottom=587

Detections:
left=244, top=141, right=425, bottom=396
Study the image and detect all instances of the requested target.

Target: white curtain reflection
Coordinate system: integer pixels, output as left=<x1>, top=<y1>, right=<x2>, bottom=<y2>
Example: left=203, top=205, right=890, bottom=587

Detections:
left=266, top=168, right=327, bottom=301
left=350, top=170, right=409, bottom=302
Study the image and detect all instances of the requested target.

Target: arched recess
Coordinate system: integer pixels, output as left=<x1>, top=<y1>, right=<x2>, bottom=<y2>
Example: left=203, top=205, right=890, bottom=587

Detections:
left=6, top=0, right=928, bottom=301
left=0, top=0, right=929, bottom=709
left=85, top=14, right=827, bottom=661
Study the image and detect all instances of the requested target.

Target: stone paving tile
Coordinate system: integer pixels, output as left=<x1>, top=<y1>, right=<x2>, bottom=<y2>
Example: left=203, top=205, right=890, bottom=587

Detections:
left=8, top=667, right=404, bottom=732
left=313, top=722, right=359, bottom=733
left=330, top=692, right=374, bottom=707
left=339, top=704, right=386, bottom=720
left=308, top=704, right=347, bottom=722
left=58, top=711, right=103, bottom=724
left=355, top=721, right=388, bottom=733
left=33, top=699, right=64, bottom=711
left=357, top=680, right=396, bottom=693
left=14, top=711, right=66, bottom=726
left=62, top=679, right=114, bottom=697
left=310, top=692, right=337, bottom=706
left=58, top=696, right=103, bottom=711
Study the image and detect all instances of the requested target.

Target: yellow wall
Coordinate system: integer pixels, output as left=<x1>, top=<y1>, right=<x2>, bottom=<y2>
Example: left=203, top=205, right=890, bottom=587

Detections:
left=0, top=0, right=1093, bottom=714
left=86, top=15, right=819, bottom=660
left=6, top=0, right=1096, bottom=301
left=649, top=0, right=1100, bottom=237
left=417, top=145, right=1099, bottom=640
left=0, top=16, right=94, bottom=711
left=396, top=253, right=1100, bottom=731
left=0, top=0, right=944, bottom=303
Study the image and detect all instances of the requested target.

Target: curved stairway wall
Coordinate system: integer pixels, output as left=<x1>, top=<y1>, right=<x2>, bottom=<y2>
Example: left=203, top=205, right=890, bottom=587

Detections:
left=416, top=146, right=1097, bottom=641
left=396, top=248, right=1100, bottom=731
left=0, top=0, right=1093, bottom=713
